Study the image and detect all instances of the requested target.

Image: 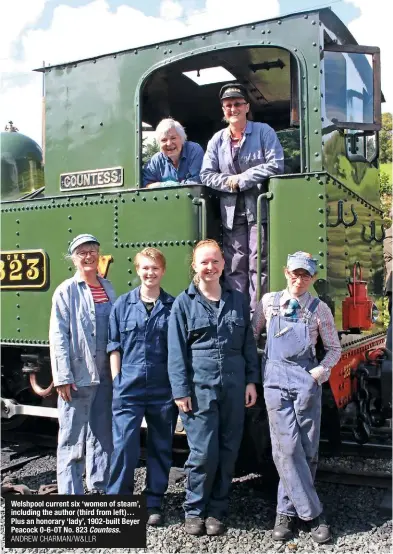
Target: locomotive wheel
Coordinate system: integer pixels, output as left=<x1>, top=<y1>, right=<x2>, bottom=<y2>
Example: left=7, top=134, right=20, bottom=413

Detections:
left=352, top=421, right=371, bottom=444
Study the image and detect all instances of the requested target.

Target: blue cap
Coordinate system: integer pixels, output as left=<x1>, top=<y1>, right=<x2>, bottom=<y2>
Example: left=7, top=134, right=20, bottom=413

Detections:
left=68, top=234, right=100, bottom=255
left=287, top=251, right=318, bottom=276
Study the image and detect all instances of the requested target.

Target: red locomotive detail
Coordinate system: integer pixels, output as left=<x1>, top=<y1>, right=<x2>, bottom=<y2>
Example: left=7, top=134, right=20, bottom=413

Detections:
left=342, top=263, right=373, bottom=331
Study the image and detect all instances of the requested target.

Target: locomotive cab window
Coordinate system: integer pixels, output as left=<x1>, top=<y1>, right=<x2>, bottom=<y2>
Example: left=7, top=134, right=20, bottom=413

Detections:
left=140, top=46, right=301, bottom=177
left=323, top=44, right=381, bottom=131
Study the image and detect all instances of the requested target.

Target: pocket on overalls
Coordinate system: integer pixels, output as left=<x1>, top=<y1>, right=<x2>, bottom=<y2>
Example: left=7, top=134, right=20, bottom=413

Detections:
left=187, top=317, right=210, bottom=345
left=120, top=320, right=139, bottom=350
left=70, top=356, right=88, bottom=383
left=263, top=361, right=282, bottom=410
left=274, top=326, right=305, bottom=359
left=225, top=316, right=245, bottom=350
left=120, top=320, right=137, bottom=333
left=154, top=316, right=169, bottom=352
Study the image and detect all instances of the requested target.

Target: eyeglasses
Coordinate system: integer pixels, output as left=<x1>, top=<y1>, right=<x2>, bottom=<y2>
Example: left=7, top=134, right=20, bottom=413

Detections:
left=75, top=249, right=98, bottom=259
left=287, top=271, right=312, bottom=281
left=222, top=102, right=248, bottom=111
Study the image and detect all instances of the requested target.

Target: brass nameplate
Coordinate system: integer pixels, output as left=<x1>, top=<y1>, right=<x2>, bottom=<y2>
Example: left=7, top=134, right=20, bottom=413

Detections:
left=60, top=167, right=124, bottom=191
left=0, top=250, right=49, bottom=290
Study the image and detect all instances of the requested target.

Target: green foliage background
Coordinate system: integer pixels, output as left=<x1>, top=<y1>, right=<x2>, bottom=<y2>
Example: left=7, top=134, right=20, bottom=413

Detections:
left=379, top=113, right=392, bottom=217
left=142, top=138, right=160, bottom=165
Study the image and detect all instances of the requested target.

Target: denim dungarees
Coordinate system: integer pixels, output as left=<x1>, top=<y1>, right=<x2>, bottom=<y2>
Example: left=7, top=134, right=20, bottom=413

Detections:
left=263, top=292, right=323, bottom=521
left=57, top=299, right=113, bottom=495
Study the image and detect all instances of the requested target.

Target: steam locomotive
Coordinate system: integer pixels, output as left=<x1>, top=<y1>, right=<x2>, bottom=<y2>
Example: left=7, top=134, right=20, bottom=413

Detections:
left=1, top=7, right=390, bottom=461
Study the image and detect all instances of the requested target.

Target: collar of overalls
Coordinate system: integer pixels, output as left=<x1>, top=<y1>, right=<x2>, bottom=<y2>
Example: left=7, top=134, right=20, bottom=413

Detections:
left=280, top=289, right=311, bottom=309
left=127, top=285, right=174, bottom=306
left=73, top=271, right=107, bottom=286
left=223, top=120, right=253, bottom=142
left=186, top=280, right=232, bottom=298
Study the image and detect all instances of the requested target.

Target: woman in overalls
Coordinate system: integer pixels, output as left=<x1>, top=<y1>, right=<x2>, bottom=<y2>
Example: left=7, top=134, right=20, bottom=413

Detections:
left=50, top=234, right=115, bottom=494
left=107, top=248, right=175, bottom=527
left=168, top=239, right=259, bottom=536
left=252, top=251, right=341, bottom=544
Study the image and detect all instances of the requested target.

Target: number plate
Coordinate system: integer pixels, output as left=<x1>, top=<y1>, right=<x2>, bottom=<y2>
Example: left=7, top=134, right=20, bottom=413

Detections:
left=0, top=250, right=49, bottom=290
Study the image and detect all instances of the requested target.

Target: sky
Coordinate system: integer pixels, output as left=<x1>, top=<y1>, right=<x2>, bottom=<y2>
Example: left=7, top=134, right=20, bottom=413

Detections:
left=0, top=0, right=391, bottom=146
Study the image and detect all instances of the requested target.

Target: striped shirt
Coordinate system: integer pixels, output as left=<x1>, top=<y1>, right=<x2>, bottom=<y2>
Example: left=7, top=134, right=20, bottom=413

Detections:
left=252, top=290, right=341, bottom=382
left=88, top=283, right=109, bottom=303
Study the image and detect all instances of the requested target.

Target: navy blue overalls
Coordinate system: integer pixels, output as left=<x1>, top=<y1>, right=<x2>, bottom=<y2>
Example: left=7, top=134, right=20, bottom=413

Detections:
left=106, top=287, right=175, bottom=508
left=263, top=292, right=322, bottom=521
left=168, top=282, right=260, bottom=519
left=57, top=300, right=113, bottom=494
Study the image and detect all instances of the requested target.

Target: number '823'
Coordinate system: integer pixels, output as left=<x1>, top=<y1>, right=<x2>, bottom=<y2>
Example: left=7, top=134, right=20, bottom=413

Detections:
left=0, top=250, right=48, bottom=290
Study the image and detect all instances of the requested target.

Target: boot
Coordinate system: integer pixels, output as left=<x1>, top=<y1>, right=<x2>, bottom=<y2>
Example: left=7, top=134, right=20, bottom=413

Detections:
left=308, top=514, right=331, bottom=544
left=184, top=517, right=205, bottom=536
left=147, top=508, right=163, bottom=526
left=272, top=513, right=296, bottom=541
left=205, top=517, right=226, bottom=536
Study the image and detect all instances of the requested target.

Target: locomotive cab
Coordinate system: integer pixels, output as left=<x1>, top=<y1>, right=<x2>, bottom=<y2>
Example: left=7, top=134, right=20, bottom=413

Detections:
left=140, top=45, right=301, bottom=165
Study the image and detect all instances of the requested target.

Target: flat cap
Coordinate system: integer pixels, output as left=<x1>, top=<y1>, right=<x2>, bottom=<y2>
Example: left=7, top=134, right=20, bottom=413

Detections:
left=69, top=234, right=100, bottom=255
left=287, top=251, right=318, bottom=276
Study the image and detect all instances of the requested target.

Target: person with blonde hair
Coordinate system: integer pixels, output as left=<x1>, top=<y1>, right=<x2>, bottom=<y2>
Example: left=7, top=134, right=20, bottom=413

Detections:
left=252, top=251, right=341, bottom=544
left=143, top=118, right=204, bottom=187
left=106, top=247, right=175, bottom=526
left=168, top=239, right=259, bottom=536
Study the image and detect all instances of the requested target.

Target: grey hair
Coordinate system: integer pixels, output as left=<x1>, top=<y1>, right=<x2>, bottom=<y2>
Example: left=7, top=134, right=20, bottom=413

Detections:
left=155, top=118, right=187, bottom=144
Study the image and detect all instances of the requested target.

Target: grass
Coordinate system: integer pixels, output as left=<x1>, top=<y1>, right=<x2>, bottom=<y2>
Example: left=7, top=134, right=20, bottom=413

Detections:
left=380, top=162, right=392, bottom=177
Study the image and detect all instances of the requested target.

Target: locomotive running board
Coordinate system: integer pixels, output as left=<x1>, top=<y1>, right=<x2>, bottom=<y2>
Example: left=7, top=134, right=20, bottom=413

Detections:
left=1, top=398, right=186, bottom=435
left=1, top=398, right=59, bottom=419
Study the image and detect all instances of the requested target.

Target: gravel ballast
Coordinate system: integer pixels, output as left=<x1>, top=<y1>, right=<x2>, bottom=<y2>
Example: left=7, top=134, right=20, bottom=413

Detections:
left=1, top=451, right=392, bottom=554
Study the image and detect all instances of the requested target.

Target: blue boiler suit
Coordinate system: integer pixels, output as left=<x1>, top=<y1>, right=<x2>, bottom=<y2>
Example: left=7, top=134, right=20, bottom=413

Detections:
left=56, top=300, right=114, bottom=494
left=107, top=287, right=175, bottom=508
left=263, top=292, right=323, bottom=521
left=168, top=282, right=260, bottom=519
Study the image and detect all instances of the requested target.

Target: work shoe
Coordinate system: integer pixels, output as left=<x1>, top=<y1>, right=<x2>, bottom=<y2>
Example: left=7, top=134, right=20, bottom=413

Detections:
left=272, top=513, right=296, bottom=541
left=308, top=515, right=332, bottom=543
left=147, top=508, right=164, bottom=526
left=184, top=517, right=205, bottom=535
left=205, top=517, right=226, bottom=536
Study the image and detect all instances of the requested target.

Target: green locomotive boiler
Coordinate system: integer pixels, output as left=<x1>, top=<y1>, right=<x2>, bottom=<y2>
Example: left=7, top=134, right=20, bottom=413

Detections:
left=1, top=7, right=390, bottom=453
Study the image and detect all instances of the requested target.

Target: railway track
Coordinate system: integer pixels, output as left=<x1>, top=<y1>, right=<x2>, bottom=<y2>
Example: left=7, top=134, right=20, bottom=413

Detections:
left=1, top=442, right=391, bottom=494
left=1, top=426, right=392, bottom=452
left=3, top=429, right=391, bottom=458
left=316, top=464, right=392, bottom=489
left=2, top=417, right=391, bottom=495
left=320, top=438, right=392, bottom=459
